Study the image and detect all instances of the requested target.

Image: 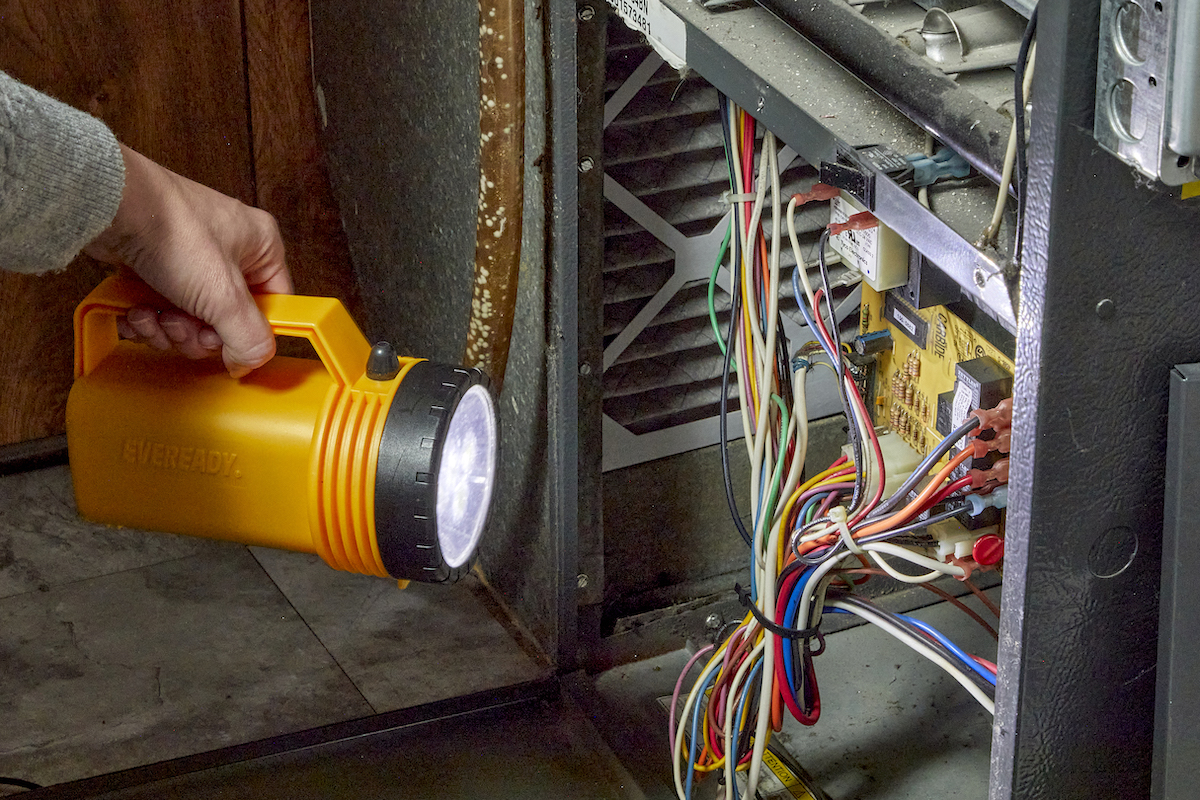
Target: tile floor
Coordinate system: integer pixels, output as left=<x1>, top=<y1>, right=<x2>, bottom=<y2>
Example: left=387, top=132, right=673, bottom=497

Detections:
left=0, top=465, right=548, bottom=790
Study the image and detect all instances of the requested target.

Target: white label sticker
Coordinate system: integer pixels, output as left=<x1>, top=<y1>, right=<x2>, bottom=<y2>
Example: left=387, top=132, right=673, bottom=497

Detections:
left=891, top=307, right=917, bottom=338
left=828, top=195, right=880, bottom=280
left=952, top=382, right=972, bottom=432
left=608, top=0, right=687, bottom=68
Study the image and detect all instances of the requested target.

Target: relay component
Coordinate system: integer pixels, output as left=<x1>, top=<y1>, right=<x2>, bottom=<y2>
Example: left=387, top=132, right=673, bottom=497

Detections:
left=951, top=357, right=1013, bottom=434
left=829, top=192, right=909, bottom=292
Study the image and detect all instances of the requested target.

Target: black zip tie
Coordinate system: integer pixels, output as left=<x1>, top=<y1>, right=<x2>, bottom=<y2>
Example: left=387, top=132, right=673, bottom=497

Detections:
left=735, top=583, right=821, bottom=640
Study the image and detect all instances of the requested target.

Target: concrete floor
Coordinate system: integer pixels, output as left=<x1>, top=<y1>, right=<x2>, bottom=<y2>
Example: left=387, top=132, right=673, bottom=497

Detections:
left=0, top=465, right=548, bottom=790
left=588, top=593, right=999, bottom=800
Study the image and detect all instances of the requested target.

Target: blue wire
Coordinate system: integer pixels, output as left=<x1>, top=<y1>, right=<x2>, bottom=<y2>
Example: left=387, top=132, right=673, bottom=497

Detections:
left=686, top=665, right=720, bottom=800
left=897, top=613, right=998, bottom=686
left=779, top=566, right=816, bottom=708
left=797, top=495, right=823, bottom=530
left=792, top=266, right=839, bottom=367
left=726, top=659, right=764, bottom=800
left=823, top=608, right=997, bottom=687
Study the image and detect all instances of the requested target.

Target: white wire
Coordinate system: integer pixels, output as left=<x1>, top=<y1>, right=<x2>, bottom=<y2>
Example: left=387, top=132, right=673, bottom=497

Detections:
left=743, top=135, right=778, bottom=524
left=867, top=551, right=948, bottom=584
left=981, top=43, right=1037, bottom=246
left=672, top=650, right=726, bottom=799
left=917, top=132, right=933, bottom=209
left=747, top=497, right=784, bottom=796
left=827, top=598, right=995, bottom=715
left=773, top=368, right=809, bottom=534
left=723, top=639, right=767, bottom=800
left=786, top=197, right=818, bottom=312
left=862, top=541, right=967, bottom=579
left=751, top=135, right=784, bottom=551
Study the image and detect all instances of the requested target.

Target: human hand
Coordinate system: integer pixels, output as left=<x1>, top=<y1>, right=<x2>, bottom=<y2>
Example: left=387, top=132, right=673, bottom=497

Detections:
left=84, top=144, right=293, bottom=377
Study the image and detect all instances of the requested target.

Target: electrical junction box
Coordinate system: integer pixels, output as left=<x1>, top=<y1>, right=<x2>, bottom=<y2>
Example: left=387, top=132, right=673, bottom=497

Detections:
left=828, top=191, right=909, bottom=291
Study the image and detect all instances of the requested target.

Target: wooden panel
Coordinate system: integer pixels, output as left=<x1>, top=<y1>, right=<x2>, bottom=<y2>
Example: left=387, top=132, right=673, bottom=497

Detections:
left=0, top=0, right=253, bottom=445
left=244, top=0, right=362, bottom=320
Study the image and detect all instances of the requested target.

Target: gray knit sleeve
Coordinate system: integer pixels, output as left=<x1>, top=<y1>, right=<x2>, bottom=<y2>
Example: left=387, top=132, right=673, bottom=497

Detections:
left=0, top=71, right=125, bottom=274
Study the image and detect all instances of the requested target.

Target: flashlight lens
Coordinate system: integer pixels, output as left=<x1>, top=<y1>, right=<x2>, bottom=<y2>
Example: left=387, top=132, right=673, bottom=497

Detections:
left=436, top=385, right=497, bottom=568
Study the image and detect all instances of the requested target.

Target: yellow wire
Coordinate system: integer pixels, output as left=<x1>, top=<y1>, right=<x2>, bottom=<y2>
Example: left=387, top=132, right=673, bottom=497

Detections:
left=688, top=612, right=756, bottom=773
left=738, top=244, right=760, bottom=415
left=774, top=464, right=859, bottom=572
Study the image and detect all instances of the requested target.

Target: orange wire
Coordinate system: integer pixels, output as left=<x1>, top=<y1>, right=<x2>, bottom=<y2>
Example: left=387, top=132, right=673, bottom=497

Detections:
left=792, top=449, right=974, bottom=555
left=771, top=674, right=783, bottom=731
left=855, top=448, right=974, bottom=538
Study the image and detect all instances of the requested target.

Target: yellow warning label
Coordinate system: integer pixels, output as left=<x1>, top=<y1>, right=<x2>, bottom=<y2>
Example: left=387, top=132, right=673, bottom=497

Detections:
left=761, top=750, right=817, bottom=800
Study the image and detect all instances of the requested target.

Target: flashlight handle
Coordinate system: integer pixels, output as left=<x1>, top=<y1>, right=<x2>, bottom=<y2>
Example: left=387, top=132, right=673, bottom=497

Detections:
left=75, top=272, right=370, bottom=386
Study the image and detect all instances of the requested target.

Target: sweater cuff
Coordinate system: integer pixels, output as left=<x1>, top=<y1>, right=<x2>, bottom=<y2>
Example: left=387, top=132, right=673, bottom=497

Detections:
left=0, top=71, right=126, bottom=274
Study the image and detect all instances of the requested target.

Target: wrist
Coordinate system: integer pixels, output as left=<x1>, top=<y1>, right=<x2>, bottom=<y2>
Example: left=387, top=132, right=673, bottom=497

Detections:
left=83, top=145, right=173, bottom=266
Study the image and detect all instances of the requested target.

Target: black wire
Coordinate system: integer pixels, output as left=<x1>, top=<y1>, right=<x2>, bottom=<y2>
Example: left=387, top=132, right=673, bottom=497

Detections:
left=775, top=311, right=795, bottom=413
left=716, top=92, right=754, bottom=547
left=0, top=777, right=41, bottom=791
left=1013, top=4, right=1038, bottom=267
left=815, top=231, right=842, bottom=379
left=829, top=592, right=996, bottom=698
left=721, top=257, right=753, bottom=547
left=735, top=581, right=820, bottom=640
left=864, top=415, right=981, bottom=520
left=816, top=230, right=863, bottom=512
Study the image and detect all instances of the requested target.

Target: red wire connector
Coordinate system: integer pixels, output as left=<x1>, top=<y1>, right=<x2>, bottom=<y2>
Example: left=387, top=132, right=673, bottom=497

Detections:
left=791, top=183, right=841, bottom=205
left=827, top=211, right=878, bottom=237
left=969, top=457, right=1010, bottom=489
left=968, top=397, right=1013, bottom=438
left=971, top=430, right=1011, bottom=458
left=972, top=534, right=1005, bottom=567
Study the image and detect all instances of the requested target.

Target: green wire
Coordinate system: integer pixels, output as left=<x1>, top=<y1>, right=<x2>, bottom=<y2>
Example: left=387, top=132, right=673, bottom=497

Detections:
left=708, top=220, right=733, bottom=355
left=758, top=393, right=791, bottom=552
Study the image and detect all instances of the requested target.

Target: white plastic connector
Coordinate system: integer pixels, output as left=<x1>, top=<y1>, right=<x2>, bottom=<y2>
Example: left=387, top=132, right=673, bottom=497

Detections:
left=840, top=431, right=923, bottom=502
left=928, top=519, right=999, bottom=562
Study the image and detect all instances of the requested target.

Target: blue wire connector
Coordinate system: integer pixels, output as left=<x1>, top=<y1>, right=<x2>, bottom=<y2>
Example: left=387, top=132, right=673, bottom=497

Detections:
left=905, top=147, right=971, bottom=188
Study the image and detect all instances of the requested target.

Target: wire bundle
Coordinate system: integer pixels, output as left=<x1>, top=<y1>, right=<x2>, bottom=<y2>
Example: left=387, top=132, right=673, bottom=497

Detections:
left=677, top=98, right=1001, bottom=800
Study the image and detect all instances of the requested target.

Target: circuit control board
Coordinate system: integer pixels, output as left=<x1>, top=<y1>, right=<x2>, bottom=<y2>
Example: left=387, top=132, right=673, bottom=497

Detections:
left=859, top=286, right=1015, bottom=455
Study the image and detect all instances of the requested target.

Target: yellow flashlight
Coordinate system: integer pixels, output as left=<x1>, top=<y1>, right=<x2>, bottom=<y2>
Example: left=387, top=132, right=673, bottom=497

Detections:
left=65, top=274, right=498, bottom=583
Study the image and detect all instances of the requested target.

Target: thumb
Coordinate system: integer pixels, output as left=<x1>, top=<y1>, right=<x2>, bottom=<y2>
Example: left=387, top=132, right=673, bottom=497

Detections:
left=210, top=287, right=277, bottom=377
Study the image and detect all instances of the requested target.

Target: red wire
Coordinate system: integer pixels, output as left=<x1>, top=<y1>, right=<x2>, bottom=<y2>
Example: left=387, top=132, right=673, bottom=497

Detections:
left=772, top=568, right=820, bottom=725
left=808, top=289, right=839, bottom=355
left=971, top=655, right=998, bottom=674
left=927, top=476, right=974, bottom=510
left=810, top=288, right=885, bottom=522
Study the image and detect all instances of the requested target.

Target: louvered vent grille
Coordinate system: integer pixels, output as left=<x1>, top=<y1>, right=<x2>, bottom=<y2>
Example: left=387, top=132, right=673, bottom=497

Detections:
left=601, top=19, right=857, bottom=469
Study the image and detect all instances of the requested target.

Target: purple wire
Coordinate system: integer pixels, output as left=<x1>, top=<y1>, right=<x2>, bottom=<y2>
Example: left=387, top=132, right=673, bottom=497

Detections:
left=669, top=644, right=717, bottom=754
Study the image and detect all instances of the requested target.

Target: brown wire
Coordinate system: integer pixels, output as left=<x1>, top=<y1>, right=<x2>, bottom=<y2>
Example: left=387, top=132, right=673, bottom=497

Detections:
left=962, top=575, right=1002, bottom=618
left=838, top=568, right=998, bottom=640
